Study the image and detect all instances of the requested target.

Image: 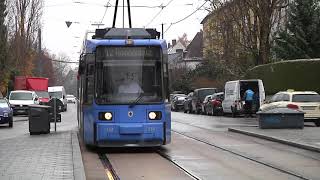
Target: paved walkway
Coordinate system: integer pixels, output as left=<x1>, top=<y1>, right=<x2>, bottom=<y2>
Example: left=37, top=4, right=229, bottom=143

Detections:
left=229, top=126, right=320, bottom=152
left=0, top=104, right=85, bottom=180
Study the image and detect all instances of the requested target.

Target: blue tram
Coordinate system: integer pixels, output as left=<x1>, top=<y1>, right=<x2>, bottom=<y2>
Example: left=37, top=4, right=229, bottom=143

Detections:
left=77, top=28, right=171, bottom=147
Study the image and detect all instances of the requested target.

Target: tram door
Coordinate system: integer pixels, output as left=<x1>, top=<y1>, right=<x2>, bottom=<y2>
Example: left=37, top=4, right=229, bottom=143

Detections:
left=78, top=53, right=95, bottom=137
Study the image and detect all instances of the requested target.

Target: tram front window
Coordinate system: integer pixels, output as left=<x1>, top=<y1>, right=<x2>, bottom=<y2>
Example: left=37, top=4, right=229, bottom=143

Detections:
left=95, top=46, right=163, bottom=104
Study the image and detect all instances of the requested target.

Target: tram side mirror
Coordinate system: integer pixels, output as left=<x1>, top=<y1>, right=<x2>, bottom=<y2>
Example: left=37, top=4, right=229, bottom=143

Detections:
left=79, top=61, right=85, bottom=75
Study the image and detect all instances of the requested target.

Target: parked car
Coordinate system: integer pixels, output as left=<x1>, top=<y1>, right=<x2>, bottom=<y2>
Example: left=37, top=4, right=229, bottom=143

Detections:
left=170, top=91, right=184, bottom=101
left=9, top=90, right=39, bottom=115
left=0, top=99, right=13, bottom=127
left=203, top=92, right=224, bottom=116
left=260, top=90, right=320, bottom=126
left=201, top=95, right=213, bottom=115
left=183, top=92, right=194, bottom=113
left=222, top=80, right=265, bottom=117
left=66, top=94, right=76, bottom=104
left=191, top=88, right=218, bottom=114
left=171, top=94, right=187, bottom=111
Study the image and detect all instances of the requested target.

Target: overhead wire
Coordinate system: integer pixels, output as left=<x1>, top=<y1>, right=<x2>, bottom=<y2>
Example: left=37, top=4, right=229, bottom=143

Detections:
left=51, top=59, right=79, bottom=64
left=100, top=0, right=112, bottom=23
left=164, top=0, right=208, bottom=33
left=145, top=0, right=175, bottom=27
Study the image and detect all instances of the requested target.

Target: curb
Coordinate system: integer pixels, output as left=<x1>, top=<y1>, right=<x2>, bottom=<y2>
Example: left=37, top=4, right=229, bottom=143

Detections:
left=228, top=128, right=320, bottom=153
left=72, top=131, right=86, bottom=180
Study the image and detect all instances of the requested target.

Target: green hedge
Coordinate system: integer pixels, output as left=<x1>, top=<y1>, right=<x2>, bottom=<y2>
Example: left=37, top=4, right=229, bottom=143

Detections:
left=245, top=59, right=320, bottom=95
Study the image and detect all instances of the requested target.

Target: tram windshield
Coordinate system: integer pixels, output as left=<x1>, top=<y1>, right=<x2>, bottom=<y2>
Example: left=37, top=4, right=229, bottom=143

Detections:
left=95, top=46, right=163, bottom=104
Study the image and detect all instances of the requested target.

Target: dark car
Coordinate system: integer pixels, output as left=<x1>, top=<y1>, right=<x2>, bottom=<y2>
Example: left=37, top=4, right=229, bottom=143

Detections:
left=191, top=88, right=218, bottom=114
left=0, top=99, right=13, bottom=127
left=170, top=91, right=184, bottom=101
left=183, top=92, right=194, bottom=113
left=171, top=94, right=187, bottom=111
left=204, top=92, right=224, bottom=116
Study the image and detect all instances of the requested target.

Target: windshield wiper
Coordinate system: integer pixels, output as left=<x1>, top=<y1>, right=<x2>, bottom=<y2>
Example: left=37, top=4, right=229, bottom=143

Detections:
left=129, top=93, right=144, bottom=108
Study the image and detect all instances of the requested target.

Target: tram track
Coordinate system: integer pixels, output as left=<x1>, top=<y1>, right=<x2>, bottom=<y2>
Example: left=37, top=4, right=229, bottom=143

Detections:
left=155, top=149, right=201, bottom=180
left=98, top=149, right=198, bottom=180
left=171, top=121, right=312, bottom=180
left=94, top=120, right=314, bottom=180
left=99, top=153, right=120, bottom=180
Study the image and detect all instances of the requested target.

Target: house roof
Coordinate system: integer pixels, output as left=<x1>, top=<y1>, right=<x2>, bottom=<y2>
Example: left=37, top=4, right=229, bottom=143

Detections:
left=168, top=40, right=187, bottom=54
left=201, top=1, right=237, bottom=24
left=185, top=31, right=203, bottom=59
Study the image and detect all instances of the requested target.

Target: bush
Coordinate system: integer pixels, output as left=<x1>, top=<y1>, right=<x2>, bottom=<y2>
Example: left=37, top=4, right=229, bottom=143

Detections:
left=245, top=59, right=320, bottom=94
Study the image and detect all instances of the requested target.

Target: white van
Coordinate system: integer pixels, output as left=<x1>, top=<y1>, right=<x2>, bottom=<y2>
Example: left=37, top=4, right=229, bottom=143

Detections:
left=9, top=90, right=39, bottom=115
left=48, top=86, right=67, bottom=111
left=222, top=79, right=265, bottom=117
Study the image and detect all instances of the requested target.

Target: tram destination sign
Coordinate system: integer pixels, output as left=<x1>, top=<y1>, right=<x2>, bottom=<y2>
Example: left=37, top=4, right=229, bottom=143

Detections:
left=97, top=46, right=160, bottom=60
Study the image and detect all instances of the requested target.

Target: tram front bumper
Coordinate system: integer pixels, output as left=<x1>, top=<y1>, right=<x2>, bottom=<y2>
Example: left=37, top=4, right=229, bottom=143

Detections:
left=94, top=122, right=165, bottom=147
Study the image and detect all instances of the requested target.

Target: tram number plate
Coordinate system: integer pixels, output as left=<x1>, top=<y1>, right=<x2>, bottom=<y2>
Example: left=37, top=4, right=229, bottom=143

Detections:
left=106, top=128, right=114, bottom=133
left=146, top=127, right=156, bottom=133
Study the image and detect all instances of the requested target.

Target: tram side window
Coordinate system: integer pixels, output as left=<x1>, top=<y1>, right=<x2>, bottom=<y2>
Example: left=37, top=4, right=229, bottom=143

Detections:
left=163, top=62, right=169, bottom=101
left=84, top=64, right=94, bottom=104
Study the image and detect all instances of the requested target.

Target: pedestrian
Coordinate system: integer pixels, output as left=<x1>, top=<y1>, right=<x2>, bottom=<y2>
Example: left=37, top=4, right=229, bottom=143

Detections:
left=243, top=88, right=254, bottom=117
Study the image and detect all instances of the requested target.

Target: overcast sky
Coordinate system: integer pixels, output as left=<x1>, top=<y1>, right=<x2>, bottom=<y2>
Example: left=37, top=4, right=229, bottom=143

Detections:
left=43, top=0, right=210, bottom=62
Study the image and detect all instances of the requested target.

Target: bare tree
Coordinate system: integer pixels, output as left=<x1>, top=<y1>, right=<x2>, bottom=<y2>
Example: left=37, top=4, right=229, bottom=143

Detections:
left=51, top=53, right=72, bottom=86
left=6, top=0, right=43, bottom=75
left=204, top=0, right=288, bottom=65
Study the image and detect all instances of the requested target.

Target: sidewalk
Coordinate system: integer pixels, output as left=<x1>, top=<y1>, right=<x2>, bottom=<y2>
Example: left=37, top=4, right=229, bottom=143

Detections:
left=0, top=130, right=85, bottom=180
left=0, top=104, right=86, bottom=180
left=229, top=126, right=320, bottom=153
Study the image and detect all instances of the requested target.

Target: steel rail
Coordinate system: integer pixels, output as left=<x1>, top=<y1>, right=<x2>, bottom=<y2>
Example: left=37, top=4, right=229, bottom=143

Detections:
left=156, top=149, right=201, bottom=180
left=172, top=128, right=311, bottom=180
left=98, top=153, right=120, bottom=180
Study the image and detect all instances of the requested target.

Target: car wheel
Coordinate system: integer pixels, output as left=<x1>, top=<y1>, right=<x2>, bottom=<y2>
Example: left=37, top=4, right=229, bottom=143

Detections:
left=315, top=121, right=320, bottom=127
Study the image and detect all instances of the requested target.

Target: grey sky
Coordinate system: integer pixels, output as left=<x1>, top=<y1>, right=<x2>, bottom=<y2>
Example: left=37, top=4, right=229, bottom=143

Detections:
left=43, top=0, right=209, bottom=61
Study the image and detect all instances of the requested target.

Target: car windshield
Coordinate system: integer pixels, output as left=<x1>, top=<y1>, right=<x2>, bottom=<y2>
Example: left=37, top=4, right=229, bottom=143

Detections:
left=49, top=92, right=62, bottom=99
left=35, top=91, right=49, bottom=98
left=292, top=94, right=320, bottom=102
left=95, top=46, right=163, bottom=104
left=66, top=95, right=74, bottom=98
left=10, top=92, right=33, bottom=100
left=0, top=99, right=8, bottom=108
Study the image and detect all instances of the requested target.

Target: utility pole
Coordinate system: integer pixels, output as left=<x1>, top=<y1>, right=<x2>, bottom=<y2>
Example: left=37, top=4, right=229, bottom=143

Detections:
left=38, top=28, right=42, bottom=76
left=161, top=23, right=164, bottom=39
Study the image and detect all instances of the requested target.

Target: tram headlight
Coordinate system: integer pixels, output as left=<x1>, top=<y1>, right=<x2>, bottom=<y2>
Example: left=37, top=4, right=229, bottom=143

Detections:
left=99, top=112, right=113, bottom=121
left=104, top=112, right=113, bottom=120
left=148, top=111, right=162, bottom=120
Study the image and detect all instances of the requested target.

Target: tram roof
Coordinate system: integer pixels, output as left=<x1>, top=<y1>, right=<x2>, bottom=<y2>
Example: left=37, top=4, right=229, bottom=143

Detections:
left=84, top=39, right=167, bottom=53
